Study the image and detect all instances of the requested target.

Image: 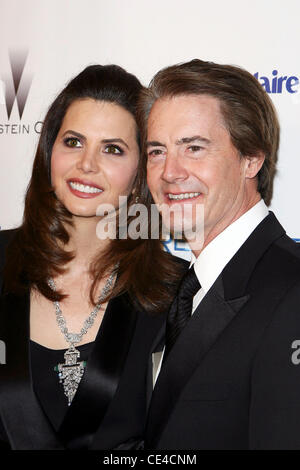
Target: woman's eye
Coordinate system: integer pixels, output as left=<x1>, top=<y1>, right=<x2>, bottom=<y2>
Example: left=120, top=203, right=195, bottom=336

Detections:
left=104, top=145, right=123, bottom=155
left=64, top=137, right=81, bottom=148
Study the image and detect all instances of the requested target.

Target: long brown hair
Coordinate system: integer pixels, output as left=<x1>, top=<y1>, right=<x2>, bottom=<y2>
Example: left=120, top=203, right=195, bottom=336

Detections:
left=4, top=65, right=185, bottom=313
left=137, top=59, right=280, bottom=206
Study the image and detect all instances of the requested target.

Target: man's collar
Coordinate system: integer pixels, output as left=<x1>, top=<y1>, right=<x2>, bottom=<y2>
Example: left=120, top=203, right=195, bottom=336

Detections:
left=190, top=199, right=269, bottom=294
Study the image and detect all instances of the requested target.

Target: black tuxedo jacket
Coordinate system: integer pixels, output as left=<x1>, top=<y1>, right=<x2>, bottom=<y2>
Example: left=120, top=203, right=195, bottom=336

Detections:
left=146, top=212, right=300, bottom=450
left=0, top=229, right=166, bottom=450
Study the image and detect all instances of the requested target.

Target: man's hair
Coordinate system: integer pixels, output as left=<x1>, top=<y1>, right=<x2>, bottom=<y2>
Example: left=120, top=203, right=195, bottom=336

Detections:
left=138, top=59, right=280, bottom=205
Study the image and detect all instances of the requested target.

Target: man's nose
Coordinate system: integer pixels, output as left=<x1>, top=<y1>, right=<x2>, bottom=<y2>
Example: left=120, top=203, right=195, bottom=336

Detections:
left=76, top=147, right=99, bottom=173
left=161, top=153, right=188, bottom=183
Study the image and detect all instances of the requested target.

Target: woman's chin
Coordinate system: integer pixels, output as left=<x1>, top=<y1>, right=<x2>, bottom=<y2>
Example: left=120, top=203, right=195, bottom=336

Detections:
left=66, top=206, right=99, bottom=219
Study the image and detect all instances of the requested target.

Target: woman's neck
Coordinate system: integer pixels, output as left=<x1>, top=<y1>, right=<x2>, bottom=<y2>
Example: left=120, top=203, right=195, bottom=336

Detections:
left=64, top=216, right=109, bottom=273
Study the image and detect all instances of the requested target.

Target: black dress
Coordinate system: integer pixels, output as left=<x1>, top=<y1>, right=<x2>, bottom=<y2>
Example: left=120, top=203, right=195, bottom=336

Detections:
left=0, top=229, right=167, bottom=450
left=30, top=340, right=94, bottom=431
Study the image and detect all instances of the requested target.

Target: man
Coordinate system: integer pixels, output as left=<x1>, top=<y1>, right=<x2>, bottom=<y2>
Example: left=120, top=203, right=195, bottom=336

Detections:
left=139, top=59, right=300, bottom=449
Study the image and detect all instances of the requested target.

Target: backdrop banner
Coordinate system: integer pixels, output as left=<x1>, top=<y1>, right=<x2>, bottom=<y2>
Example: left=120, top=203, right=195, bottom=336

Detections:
left=1, top=0, right=299, bottom=260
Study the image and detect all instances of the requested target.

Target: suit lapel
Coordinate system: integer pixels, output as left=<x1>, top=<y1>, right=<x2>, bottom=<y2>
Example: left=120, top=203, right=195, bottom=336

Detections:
left=146, top=276, right=249, bottom=448
left=0, top=291, right=63, bottom=449
left=146, top=321, right=166, bottom=409
left=58, top=293, right=137, bottom=449
left=146, top=212, right=286, bottom=448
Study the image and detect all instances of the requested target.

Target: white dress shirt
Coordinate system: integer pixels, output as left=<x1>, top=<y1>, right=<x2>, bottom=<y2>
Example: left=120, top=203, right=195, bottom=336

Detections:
left=153, top=199, right=269, bottom=385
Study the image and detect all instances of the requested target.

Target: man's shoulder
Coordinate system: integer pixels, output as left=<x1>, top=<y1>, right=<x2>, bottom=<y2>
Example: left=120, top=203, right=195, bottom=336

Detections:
left=249, top=210, right=300, bottom=276
left=272, top=233, right=300, bottom=271
left=253, top=230, right=300, bottom=288
left=274, top=233, right=300, bottom=257
left=246, top=232, right=300, bottom=309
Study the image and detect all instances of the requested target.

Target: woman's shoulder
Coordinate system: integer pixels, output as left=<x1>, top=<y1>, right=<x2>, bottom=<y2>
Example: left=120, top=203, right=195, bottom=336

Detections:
left=0, top=228, right=19, bottom=272
left=0, top=228, right=19, bottom=254
left=0, top=228, right=18, bottom=244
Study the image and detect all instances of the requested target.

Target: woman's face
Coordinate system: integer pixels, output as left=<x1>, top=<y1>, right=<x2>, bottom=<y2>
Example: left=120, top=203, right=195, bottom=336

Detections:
left=51, top=98, right=139, bottom=218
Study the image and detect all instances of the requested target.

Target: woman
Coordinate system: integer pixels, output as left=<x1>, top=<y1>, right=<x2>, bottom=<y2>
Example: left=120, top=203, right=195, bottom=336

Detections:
left=0, top=65, right=185, bottom=450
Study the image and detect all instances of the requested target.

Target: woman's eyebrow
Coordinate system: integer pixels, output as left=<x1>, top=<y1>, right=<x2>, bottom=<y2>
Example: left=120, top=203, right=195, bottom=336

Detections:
left=62, top=130, right=86, bottom=140
left=61, top=132, right=129, bottom=150
left=101, top=138, right=129, bottom=150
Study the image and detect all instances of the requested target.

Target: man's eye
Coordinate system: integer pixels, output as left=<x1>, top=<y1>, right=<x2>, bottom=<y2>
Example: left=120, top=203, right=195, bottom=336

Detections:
left=188, top=145, right=202, bottom=152
left=64, top=137, right=81, bottom=148
left=148, top=149, right=163, bottom=157
left=104, top=145, right=123, bottom=155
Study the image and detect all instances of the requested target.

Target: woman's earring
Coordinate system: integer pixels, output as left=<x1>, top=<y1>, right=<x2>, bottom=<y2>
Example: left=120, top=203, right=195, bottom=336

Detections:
left=135, top=195, right=139, bottom=204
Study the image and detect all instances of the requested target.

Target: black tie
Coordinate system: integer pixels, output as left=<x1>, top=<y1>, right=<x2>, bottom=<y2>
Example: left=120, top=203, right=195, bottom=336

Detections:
left=164, top=266, right=200, bottom=360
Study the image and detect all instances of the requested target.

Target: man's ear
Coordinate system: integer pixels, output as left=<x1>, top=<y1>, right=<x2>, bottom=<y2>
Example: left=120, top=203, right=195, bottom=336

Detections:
left=244, top=152, right=265, bottom=179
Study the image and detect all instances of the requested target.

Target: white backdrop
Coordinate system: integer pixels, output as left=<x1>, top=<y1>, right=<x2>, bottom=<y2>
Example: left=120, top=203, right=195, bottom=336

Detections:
left=1, top=0, right=299, bottom=260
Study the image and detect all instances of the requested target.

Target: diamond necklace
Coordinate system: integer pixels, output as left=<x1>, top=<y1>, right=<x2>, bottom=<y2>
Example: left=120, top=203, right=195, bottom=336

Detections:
left=48, top=270, right=116, bottom=406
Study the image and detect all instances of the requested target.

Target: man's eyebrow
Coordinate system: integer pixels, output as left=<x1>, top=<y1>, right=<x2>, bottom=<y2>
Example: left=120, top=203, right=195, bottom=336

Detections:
left=146, top=140, right=165, bottom=148
left=146, top=136, right=211, bottom=148
left=101, top=138, right=129, bottom=150
left=175, top=135, right=211, bottom=145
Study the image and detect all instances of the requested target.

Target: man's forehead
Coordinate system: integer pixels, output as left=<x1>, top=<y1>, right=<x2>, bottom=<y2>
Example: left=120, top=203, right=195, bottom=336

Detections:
left=152, top=93, right=221, bottom=109
left=147, top=94, right=225, bottom=138
left=148, top=94, right=223, bottom=123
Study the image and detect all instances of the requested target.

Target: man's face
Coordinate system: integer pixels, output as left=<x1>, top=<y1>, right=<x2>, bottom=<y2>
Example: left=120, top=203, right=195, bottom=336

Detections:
left=146, top=94, right=262, bottom=249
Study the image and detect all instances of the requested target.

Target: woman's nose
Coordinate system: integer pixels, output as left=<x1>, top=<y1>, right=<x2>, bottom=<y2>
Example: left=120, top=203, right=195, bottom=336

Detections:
left=76, top=147, right=99, bottom=173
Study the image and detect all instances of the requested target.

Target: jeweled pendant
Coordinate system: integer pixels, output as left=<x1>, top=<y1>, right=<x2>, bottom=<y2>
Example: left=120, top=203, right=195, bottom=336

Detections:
left=54, top=344, right=86, bottom=406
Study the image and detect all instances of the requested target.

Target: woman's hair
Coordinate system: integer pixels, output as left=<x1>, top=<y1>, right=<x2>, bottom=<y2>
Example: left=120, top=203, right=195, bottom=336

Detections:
left=4, top=65, right=184, bottom=313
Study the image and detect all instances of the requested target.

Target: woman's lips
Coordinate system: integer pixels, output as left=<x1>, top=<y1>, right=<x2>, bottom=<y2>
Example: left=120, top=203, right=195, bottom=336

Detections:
left=67, top=179, right=104, bottom=199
